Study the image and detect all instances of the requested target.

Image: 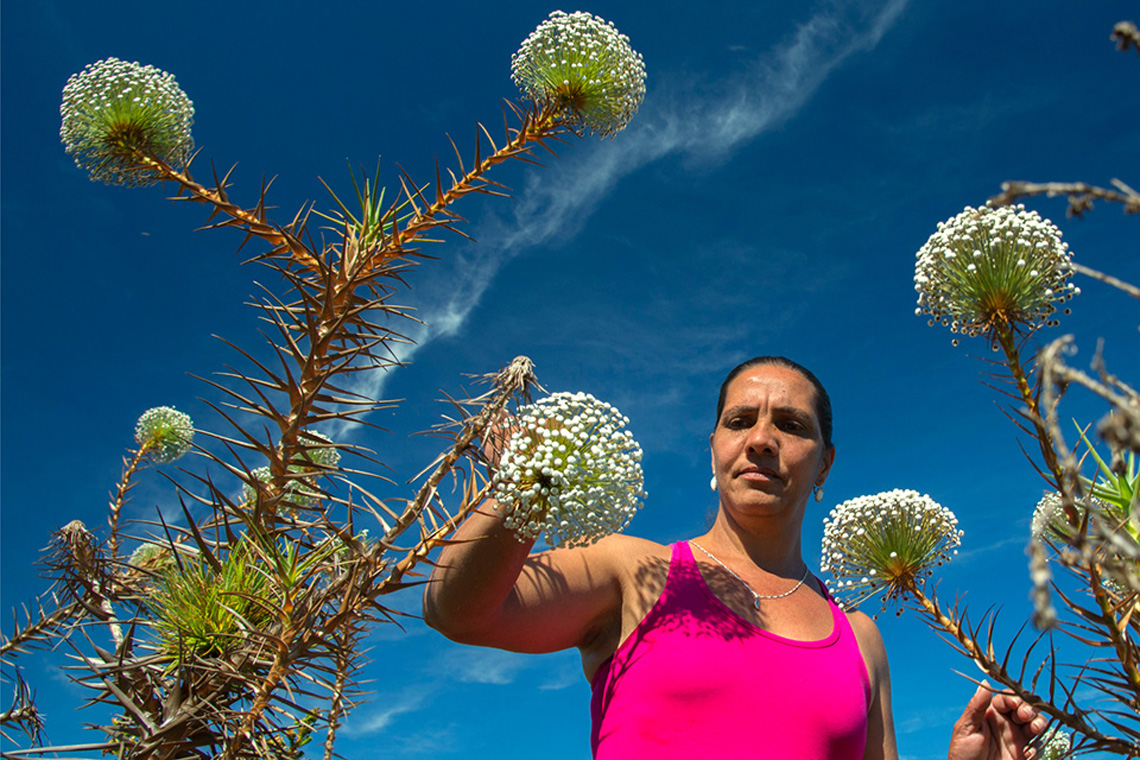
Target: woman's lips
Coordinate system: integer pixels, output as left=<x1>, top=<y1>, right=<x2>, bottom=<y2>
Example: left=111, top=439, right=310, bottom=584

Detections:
left=738, top=466, right=780, bottom=481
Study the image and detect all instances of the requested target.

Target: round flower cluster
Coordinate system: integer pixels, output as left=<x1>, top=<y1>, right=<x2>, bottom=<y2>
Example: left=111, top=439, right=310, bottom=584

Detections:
left=511, top=11, right=646, bottom=138
left=135, top=406, right=194, bottom=463
left=60, top=57, right=195, bottom=186
left=1038, top=729, right=1071, bottom=760
left=914, top=204, right=1077, bottom=345
left=821, top=489, right=963, bottom=609
left=1031, top=492, right=1075, bottom=543
left=493, top=392, right=646, bottom=548
left=241, top=466, right=320, bottom=512
left=295, top=430, right=341, bottom=470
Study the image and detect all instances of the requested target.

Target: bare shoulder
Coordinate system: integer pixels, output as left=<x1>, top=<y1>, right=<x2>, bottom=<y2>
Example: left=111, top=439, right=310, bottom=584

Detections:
left=845, top=609, right=890, bottom=685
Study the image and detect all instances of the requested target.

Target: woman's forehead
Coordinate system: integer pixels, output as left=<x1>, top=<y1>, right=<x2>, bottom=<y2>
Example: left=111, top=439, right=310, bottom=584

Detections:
left=724, top=365, right=818, bottom=408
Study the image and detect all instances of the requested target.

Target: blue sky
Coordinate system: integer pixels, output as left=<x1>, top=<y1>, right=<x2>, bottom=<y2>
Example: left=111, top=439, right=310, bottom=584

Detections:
left=2, top=1, right=1138, bottom=758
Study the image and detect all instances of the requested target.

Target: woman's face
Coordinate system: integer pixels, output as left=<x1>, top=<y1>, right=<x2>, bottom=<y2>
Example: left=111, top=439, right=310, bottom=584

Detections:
left=710, top=364, right=834, bottom=521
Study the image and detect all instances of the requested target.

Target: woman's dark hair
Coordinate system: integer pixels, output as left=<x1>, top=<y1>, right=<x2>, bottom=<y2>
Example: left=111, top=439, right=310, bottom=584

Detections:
left=714, top=356, right=833, bottom=450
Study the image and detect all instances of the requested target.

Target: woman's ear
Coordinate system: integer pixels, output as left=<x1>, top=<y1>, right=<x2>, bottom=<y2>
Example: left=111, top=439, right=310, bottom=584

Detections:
left=816, top=445, right=836, bottom=486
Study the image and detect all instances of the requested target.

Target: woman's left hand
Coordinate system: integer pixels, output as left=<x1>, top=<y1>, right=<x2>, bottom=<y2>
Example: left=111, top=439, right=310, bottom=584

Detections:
left=947, top=682, right=1048, bottom=760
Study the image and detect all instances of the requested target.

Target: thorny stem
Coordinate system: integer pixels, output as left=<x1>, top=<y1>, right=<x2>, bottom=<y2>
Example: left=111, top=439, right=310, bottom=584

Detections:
left=909, top=586, right=1139, bottom=753
left=994, top=324, right=1072, bottom=513
left=1089, top=568, right=1140, bottom=708
left=108, top=446, right=149, bottom=557
left=384, top=106, right=564, bottom=265
left=129, top=150, right=321, bottom=271
left=0, top=600, right=83, bottom=660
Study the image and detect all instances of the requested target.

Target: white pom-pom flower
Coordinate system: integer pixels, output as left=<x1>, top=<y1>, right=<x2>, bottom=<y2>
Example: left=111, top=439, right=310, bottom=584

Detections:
left=914, top=204, right=1077, bottom=345
left=511, top=11, right=646, bottom=138
left=1038, top=729, right=1071, bottom=760
left=60, top=57, right=195, bottom=186
left=821, top=489, right=963, bottom=610
left=135, top=406, right=194, bottom=463
left=493, top=392, right=646, bottom=548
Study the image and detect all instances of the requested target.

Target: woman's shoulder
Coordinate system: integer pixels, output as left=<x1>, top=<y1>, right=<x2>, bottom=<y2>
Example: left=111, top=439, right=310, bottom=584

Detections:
left=573, top=533, right=672, bottom=574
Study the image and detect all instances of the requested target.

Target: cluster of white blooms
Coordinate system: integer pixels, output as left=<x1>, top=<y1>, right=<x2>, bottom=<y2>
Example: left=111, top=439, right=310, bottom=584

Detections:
left=1031, top=492, right=1073, bottom=542
left=821, top=489, right=962, bottom=609
left=511, top=11, right=646, bottom=138
left=135, top=406, right=194, bottom=463
left=60, top=57, right=195, bottom=186
left=914, top=204, right=1077, bottom=345
left=1038, top=729, right=1072, bottom=760
left=242, top=466, right=320, bottom=511
left=493, top=392, right=646, bottom=548
left=296, top=430, right=341, bottom=470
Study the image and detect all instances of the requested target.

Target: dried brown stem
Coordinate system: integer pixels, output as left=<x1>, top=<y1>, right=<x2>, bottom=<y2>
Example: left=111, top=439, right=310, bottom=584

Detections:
left=910, top=587, right=1139, bottom=753
left=990, top=179, right=1140, bottom=217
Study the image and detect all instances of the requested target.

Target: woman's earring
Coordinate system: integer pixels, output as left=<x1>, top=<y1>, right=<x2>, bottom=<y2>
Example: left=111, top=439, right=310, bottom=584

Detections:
left=813, top=485, right=824, bottom=502
left=710, top=476, right=718, bottom=492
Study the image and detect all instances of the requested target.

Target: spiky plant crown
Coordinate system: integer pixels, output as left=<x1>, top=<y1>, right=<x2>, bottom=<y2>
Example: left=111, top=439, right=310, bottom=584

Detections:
left=914, top=204, right=1078, bottom=345
left=134, top=406, right=194, bottom=463
left=821, top=489, right=962, bottom=610
left=148, top=543, right=275, bottom=663
left=60, top=57, right=195, bottom=187
left=493, top=392, right=646, bottom=547
left=511, top=10, right=646, bottom=138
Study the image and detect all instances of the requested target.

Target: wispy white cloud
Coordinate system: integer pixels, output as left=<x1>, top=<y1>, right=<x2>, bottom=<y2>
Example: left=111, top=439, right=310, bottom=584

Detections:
left=344, top=684, right=436, bottom=736
left=438, top=648, right=531, bottom=685
left=334, top=0, right=909, bottom=418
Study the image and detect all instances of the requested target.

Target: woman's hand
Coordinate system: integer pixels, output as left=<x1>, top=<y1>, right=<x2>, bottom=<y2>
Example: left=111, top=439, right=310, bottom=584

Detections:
left=947, top=682, right=1048, bottom=760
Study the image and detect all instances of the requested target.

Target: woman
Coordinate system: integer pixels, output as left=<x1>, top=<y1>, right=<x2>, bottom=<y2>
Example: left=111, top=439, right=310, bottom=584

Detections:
left=424, top=356, right=1046, bottom=759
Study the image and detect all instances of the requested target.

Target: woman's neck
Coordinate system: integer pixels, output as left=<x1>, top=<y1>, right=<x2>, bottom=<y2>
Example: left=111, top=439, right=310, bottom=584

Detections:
left=698, top=510, right=806, bottom=578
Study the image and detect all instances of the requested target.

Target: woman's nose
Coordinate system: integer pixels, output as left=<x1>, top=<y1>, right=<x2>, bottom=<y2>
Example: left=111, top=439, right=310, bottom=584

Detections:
left=745, top=420, right=778, bottom=454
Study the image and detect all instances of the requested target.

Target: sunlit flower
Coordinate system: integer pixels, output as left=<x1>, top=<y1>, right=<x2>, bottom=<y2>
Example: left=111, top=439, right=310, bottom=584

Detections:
left=1031, top=491, right=1117, bottom=542
left=135, top=406, right=194, bottom=463
left=1031, top=492, right=1074, bottom=542
left=1038, top=729, right=1071, bottom=760
left=241, top=466, right=320, bottom=511
left=295, top=430, right=341, bottom=470
left=511, top=11, right=646, bottom=138
left=914, top=204, right=1077, bottom=344
left=493, top=392, right=646, bottom=548
left=821, top=489, right=962, bottom=609
left=60, top=57, right=195, bottom=186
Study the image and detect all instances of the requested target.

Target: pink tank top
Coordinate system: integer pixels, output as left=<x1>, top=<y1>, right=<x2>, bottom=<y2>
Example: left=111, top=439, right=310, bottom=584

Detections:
left=590, top=541, right=870, bottom=759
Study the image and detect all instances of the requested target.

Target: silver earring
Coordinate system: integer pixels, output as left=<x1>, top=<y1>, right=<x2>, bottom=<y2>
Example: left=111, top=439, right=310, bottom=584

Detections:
left=813, top=485, right=824, bottom=503
left=710, top=476, right=718, bottom=492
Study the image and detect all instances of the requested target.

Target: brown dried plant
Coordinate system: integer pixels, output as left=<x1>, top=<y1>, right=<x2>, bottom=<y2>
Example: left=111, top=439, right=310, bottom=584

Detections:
left=3, top=11, right=646, bottom=759
left=901, top=22, right=1140, bottom=756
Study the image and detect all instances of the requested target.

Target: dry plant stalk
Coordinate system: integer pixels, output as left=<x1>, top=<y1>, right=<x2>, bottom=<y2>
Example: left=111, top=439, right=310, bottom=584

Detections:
left=4, top=11, right=646, bottom=758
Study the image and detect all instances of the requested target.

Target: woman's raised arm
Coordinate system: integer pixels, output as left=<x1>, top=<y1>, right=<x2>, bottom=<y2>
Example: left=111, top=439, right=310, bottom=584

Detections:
left=422, top=501, right=633, bottom=656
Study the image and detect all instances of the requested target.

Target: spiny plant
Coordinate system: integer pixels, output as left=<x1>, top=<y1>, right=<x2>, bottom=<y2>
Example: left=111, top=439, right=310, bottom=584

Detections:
left=820, top=17, right=1139, bottom=755
left=1, top=11, right=647, bottom=759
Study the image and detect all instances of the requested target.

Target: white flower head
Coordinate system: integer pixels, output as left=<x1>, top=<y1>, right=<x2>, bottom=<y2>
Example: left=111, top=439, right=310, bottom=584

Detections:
left=296, top=430, right=341, bottom=470
left=60, top=57, right=195, bottom=186
left=511, top=11, right=646, bottom=138
left=821, top=489, right=962, bottom=610
left=135, top=406, right=194, bottom=463
left=493, top=391, right=646, bottom=548
left=241, top=465, right=320, bottom=512
left=914, top=204, right=1076, bottom=344
left=1038, top=729, right=1071, bottom=760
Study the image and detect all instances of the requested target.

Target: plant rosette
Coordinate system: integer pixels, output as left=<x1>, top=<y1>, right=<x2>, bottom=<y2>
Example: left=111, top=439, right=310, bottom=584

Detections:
left=512, top=10, right=646, bottom=138
left=821, top=489, right=962, bottom=610
left=492, top=391, right=646, bottom=548
left=61, top=57, right=195, bottom=187
left=135, top=406, right=194, bottom=464
left=914, top=204, right=1077, bottom=346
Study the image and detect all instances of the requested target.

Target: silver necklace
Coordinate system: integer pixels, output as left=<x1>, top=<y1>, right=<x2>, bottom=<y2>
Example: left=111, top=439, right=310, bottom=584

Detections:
left=689, top=541, right=810, bottom=609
